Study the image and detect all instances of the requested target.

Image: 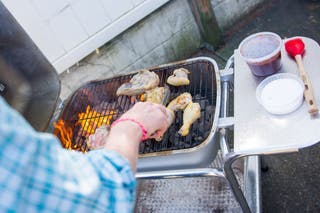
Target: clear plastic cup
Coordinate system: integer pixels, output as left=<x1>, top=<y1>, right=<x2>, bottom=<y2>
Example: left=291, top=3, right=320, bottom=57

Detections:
left=239, top=32, right=282, bottom=77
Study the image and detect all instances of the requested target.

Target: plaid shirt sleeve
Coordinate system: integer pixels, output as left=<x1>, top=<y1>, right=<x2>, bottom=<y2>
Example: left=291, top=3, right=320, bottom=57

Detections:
left=0, top=97, right=136, bottom=213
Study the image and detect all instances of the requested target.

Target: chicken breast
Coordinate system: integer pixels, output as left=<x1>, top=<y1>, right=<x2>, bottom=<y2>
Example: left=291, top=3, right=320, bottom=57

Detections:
left=145, top=86, right=170, bottom=105
left=167, top=92, right=192, bottom=111
left=117, top=69, right=159, bottom=96
left=178, top=102, right=201, bottom=136
left=167, top=68, right=190, bottom=86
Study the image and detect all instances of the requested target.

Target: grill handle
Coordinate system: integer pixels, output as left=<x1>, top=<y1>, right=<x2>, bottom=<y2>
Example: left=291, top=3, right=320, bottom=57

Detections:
left=218, top=55, right=234, bottom=157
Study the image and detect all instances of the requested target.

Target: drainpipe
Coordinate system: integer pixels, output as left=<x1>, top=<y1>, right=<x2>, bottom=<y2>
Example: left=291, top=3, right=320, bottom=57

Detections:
left=188, top=0, right=223, bottom=49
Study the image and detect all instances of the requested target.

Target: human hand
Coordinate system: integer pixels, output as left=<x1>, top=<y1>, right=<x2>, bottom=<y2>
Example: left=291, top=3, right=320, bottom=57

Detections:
left=106, top=102, right=169, bottom=171
left=119, top=102, right=170, bottom=139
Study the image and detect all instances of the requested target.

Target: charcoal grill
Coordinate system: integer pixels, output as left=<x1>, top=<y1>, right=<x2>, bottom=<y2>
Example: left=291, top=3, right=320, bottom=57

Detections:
left=57, top=57, right=221, bottom=172
left=55, top=56, right=262, bottom=213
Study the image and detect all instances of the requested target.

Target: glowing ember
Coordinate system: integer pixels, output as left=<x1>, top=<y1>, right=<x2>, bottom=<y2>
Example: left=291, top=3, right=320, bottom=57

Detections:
left=76, top=105, right=115, bottom=134
left=139, top=94, right=145, bottom=101
left=129, top=95, right=145, bottom=104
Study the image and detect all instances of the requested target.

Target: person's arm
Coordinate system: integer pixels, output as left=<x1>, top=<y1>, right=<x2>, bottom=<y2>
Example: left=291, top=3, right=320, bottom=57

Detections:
left=104, top=102, right=169, bottom=172
left=0, top=97, right=169, bottom=212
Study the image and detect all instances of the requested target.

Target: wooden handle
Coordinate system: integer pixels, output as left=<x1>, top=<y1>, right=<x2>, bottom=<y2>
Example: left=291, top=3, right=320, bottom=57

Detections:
left=295, top=55, right=319, bottom=115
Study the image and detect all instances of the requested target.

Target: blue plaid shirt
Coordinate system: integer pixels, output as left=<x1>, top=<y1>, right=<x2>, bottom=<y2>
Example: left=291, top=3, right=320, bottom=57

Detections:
left=0, top=97, right=136, bottom=212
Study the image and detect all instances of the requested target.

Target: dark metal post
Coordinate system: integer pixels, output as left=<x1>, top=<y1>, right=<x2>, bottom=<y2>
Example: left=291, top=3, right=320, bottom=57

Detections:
left=188, top=0, right=222, bottom=49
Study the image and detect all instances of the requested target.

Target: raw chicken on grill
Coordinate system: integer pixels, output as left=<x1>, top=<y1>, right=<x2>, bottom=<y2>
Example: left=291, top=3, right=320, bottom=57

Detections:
left=167, top=68, right=190, bottom=86
left=86, top=125, right=109, bottom=150
left=167, top=92, right=192, bottom=111
left=116, top=69, right=159, bottom=96
left=155, top=92, right=192, bottom=140
left=145, top=85, right=170, bottom=105
left=179, top=102, right=201, bottom=136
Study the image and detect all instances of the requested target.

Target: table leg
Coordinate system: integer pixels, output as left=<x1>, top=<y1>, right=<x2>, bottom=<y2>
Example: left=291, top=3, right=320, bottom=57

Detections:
left=224, top=153, right=252, bottom=213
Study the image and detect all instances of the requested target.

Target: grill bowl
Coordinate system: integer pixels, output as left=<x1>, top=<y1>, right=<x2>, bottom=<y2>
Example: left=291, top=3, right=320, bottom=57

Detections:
left=56, top=57, right=221, bottom=171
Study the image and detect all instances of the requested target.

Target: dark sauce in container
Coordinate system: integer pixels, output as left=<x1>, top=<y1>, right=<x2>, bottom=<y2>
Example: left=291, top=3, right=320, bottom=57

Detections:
left=239, top=32, right=282, bottom=77
left=248, top=53, right=282, bottom=77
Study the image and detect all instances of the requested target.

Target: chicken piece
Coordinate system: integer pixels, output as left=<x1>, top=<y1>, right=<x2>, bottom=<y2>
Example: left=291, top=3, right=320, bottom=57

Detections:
left=117, top=69, right=159, bottom=96
left=146, top=87, right=164, bottom=104
left=167, top=68, right=190, bottom=86
left=167, top=92, right=192, bottom=111
left=145, top=86, right=170, bottom=105
left=86, top=125, right=109, bottom=150
left=178, top=102, right=201, bottom=136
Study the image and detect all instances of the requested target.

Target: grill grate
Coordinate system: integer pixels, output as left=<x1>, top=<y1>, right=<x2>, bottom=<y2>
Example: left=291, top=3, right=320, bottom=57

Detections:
left=57, top=60, right=217, bottom=154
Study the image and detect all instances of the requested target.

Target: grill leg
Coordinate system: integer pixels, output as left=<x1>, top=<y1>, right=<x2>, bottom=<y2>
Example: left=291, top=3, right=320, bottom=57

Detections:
left=224, top=153, right=252, bottom=213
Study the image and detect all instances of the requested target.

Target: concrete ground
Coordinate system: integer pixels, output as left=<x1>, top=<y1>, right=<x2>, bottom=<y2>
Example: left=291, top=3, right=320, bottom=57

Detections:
left=212, top=0, right=320, bottom=212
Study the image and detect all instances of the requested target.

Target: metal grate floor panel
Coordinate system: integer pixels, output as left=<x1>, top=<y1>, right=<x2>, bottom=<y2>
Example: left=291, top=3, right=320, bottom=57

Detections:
left=135, top=151, right=243, bottom=212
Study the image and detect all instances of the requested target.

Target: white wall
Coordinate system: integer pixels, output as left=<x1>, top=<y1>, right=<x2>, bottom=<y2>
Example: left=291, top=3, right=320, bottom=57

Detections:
left=59, top=0, right=202, bottom=100
left=2, top=0, right=169, bottom=73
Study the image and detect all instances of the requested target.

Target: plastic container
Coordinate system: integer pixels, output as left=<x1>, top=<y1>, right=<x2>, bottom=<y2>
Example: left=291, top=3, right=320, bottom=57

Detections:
left=256, top=73, right=304, bottom=115
left=239, top=32, right=282, bottom=77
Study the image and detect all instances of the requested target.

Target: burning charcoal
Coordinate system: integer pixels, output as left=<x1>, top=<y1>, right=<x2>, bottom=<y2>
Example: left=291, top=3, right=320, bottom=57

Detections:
left=75, top=105, right=116, bottom=135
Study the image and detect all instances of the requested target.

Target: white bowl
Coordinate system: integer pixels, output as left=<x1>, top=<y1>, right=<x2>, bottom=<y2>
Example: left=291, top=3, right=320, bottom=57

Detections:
left=256, top=73, right=304, bottom=115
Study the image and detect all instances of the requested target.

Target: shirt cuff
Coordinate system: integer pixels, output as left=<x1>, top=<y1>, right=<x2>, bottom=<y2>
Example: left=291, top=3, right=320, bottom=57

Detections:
left=87, top=149, right=136, bottom=189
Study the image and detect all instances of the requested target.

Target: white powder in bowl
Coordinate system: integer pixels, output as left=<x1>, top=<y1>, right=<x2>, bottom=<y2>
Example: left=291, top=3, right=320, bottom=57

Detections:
left=261, top=78, right=303, bottom=108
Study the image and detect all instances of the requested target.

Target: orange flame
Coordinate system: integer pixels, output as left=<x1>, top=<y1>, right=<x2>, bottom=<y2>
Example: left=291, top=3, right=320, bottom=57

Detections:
left=54, top=119, right=73, bottom=149
left=76, top=105, right=115, bottom=134
left=139, top=94, right=145, bottom=101
left=54, top=105, right=116, bottom=152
